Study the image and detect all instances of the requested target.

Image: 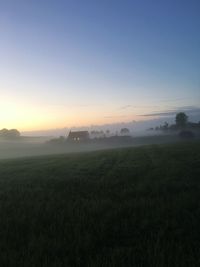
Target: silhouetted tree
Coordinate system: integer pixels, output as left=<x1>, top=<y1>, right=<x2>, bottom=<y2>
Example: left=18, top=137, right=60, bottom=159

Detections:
left=120, top=128, right=130, bottom=135
left=106, top=129, right=110, bottom=136
left=0, top=128, right=9, bottom=137
left=90, top=130, right=105, bottom=138
left=0, top=128, right=20, bottom=138
left=164, top=122, right=169, bottom=131
left=175, top=112, right=188, bottom=128
left=8, top=129, right=20, bottom=138
left=159, top=122, right=169, bottom=131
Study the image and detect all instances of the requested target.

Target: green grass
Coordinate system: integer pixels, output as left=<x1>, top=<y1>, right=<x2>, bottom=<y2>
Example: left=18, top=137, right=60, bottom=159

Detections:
left=0, top=142, right=200, bottom=266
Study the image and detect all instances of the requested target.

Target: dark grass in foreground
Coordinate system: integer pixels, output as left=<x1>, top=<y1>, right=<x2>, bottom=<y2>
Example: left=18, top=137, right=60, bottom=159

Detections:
left=0, top=142, right=200, bottom=266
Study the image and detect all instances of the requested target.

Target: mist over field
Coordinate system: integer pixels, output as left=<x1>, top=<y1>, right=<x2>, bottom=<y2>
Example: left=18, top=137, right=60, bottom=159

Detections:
left=0, top=138, right=141, bottom=160
left=1, top=112, right=200, bottom=160
left=0, top=133, right=190, bottom=160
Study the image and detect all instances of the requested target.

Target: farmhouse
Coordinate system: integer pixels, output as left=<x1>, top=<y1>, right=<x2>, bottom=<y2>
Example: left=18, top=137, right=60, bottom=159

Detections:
left=67, top=131, right=90, bottom=142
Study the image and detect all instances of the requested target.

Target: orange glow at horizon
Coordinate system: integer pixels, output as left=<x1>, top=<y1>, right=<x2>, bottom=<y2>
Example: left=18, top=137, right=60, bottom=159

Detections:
left=0, top=100, right=146, bottom=131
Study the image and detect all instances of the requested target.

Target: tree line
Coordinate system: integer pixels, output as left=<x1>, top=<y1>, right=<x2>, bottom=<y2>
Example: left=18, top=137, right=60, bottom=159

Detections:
left=0, top=128, right=20, bottom=139
left=152, top=112, right=200, bottom=132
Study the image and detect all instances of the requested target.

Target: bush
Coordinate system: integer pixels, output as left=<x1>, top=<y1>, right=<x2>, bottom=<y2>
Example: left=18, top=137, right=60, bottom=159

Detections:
left=179, top=130, right=194, bottom=139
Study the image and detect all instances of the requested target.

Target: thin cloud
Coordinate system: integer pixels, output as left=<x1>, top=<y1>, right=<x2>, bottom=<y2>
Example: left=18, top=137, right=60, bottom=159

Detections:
left=104, top=115, right=128, bottom=119
left=118, top=104, right=160, bottom=110
left=140, top=106, right=200, bottom=117
left=141, top=111, right=177, bottom=117
left=119, top=105, right=132, bottom=110
left=157, top=97, right=188, bottom=103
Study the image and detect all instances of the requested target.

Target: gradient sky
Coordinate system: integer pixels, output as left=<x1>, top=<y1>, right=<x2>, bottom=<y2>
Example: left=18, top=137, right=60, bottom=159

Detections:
left=0, top=0, right=200, bottom=131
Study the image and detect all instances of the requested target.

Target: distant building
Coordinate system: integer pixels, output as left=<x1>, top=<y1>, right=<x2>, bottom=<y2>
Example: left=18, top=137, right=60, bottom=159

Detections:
left=67, top=131, right=90, bottom=142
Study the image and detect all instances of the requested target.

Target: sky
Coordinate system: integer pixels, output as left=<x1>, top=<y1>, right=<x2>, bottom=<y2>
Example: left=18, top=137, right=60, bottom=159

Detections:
left=0, top=0, right=200, bottom=131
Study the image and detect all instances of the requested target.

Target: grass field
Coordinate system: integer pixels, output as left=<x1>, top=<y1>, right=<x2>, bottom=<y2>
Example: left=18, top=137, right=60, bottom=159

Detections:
left=0, top=142, right=200, bottom=266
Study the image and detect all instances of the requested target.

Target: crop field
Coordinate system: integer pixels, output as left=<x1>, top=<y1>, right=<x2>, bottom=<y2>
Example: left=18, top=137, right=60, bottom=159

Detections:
left=0, top=142, right=200, bottom=266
